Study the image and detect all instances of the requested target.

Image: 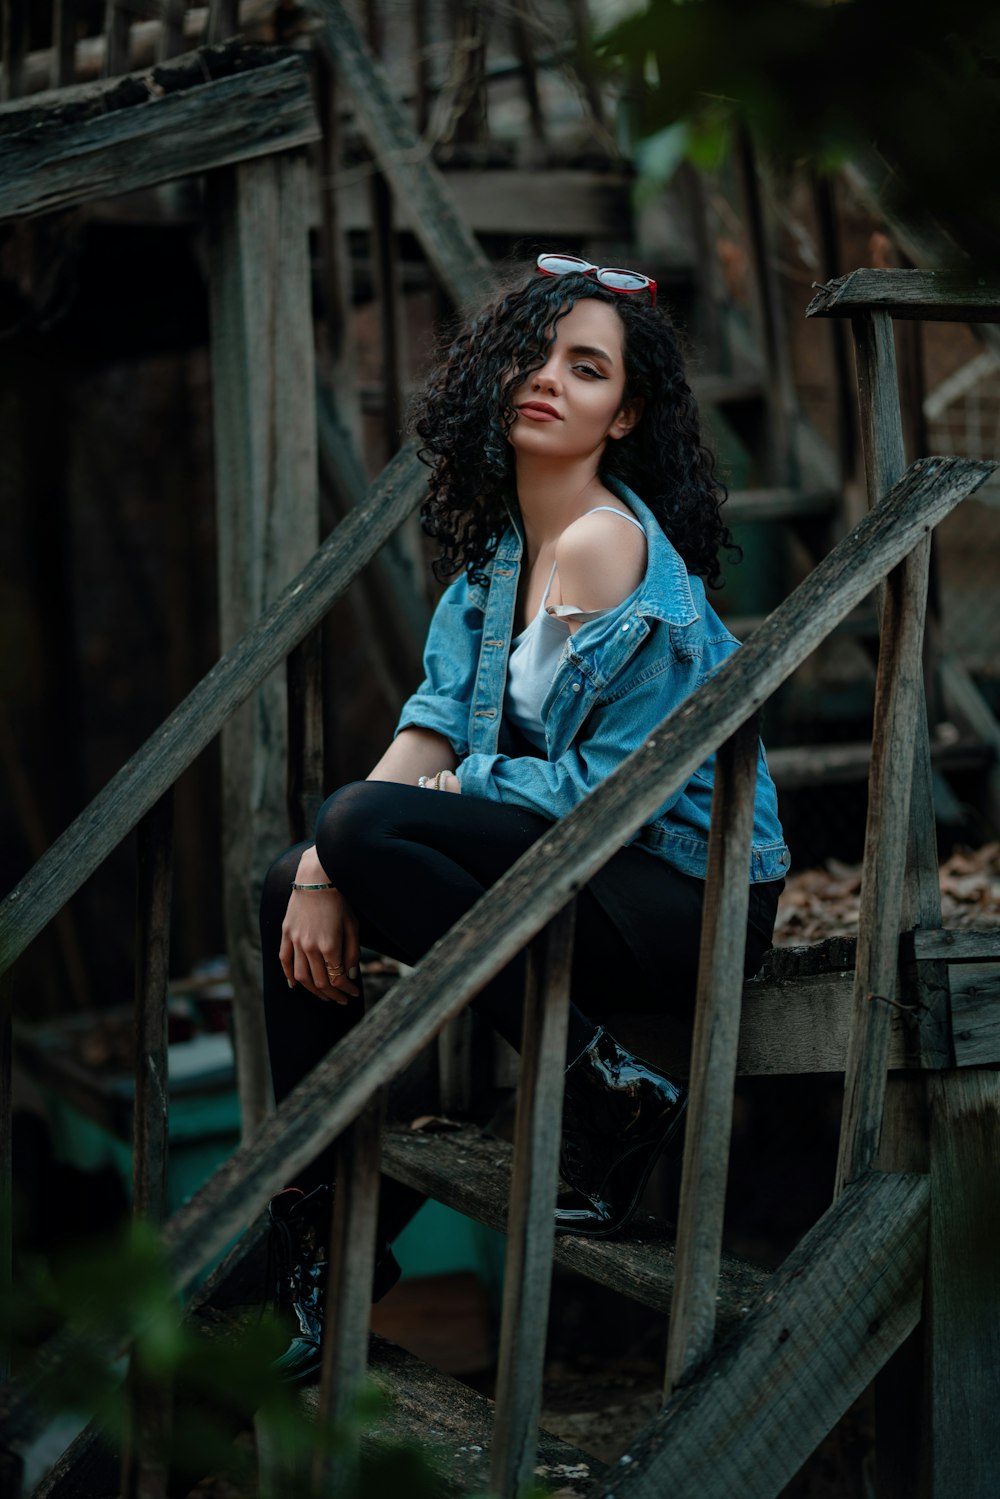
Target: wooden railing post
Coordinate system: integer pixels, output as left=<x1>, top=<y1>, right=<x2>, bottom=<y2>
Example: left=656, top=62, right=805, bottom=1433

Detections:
left=491, top=901, right=575, bottom=1499
left=0, top=965, right=13, bottom=1385
left=121, top=792, right=174, bottom=1499
left=205, top=149, right=319, bottom=1136
left=664, top=716, right=759, bottom=1395
left=312, top=1089, right=386, bottom=1493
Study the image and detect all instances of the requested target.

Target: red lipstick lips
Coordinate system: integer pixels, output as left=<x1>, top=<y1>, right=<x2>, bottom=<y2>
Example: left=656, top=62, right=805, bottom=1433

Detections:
left=517, top=401, right=561, bottom=421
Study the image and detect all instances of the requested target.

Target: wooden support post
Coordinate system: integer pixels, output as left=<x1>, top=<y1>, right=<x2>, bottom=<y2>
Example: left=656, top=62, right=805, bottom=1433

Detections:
left=52, top=0, right=79, bottom=88
left=206, top=151, right=319, bottom=1136
left=927, top=1068, right=1000, bottom=1499
left=132, top=792, right=174, bottom=1225
left=833, top=539, right=931, bottom=1193
left=365, top=0, right=404, bottom=461
left=566, top=0, right=605, bottom=130
left=491, top=902, right=575, bottom=1499
left=509, top=2, right=546, bottom=144
left=103, top=0, right=131, bottom=78
left=664, top=716, right=758, bottom=1396
left=208, top=0, right=239, bottom=44
left=286, top=632, right=325, bottom=845
left=733, top=126, right=799, bottom=487
left=158, top=0, right=185, bottom=61
left=312, top=1090, right=386, bottom=1493
left=412, top=0, right=431, bottom=137
left=0, top=965, right=12, bottom=1385
left=121, top=792, right=174, bottom=1499
left=1, top=0, right=28, bottom=100
left=810, top=170, right=857, bottom=497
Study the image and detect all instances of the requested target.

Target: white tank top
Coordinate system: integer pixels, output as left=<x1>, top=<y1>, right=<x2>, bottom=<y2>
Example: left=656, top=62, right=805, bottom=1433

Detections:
left=504, top=506, right=647, bottom=751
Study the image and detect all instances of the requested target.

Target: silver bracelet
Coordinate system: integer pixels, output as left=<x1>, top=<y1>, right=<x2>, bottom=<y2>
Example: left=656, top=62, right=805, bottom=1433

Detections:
left=291, top=881, right=337, bottom=891
left=417, top=775, right=429, bottom=788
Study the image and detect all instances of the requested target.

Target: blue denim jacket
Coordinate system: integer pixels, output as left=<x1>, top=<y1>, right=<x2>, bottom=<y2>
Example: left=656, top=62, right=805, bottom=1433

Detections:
left=395, top=477, right=789, bottom=882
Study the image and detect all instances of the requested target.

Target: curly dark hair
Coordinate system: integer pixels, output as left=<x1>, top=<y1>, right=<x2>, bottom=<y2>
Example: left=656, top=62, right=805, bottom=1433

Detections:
left=411, top=269, right=739, bottom=589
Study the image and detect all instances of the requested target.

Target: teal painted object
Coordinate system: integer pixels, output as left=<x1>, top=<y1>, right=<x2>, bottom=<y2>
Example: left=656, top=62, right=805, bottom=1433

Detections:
left=392, top=1198, right=507, bottom=1307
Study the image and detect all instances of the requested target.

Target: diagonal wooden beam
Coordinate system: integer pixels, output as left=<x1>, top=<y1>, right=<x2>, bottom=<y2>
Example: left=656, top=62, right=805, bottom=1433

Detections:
left=309, top=0, right=493, bottom=309
left=596, top=1171, right=928, bottom=1499
left=0, top=47, right=320, bottom=223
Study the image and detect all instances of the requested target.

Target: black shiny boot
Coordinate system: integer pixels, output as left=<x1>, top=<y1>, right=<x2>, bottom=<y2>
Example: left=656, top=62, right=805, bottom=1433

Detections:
left=267, top=1183, right=401, bottom=1383
left=554, top=1028, right=687, bottom=1237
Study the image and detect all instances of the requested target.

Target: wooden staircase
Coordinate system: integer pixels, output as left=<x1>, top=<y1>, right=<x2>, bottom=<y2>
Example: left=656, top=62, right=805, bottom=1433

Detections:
left=2, top=5, right=1000, bottom=1499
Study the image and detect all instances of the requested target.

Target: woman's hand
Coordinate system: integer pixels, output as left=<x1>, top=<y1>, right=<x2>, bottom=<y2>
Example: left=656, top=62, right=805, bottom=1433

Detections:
left=279, top=849, right=361, bottom=1004
left=418, top=769, right=461, bottom=794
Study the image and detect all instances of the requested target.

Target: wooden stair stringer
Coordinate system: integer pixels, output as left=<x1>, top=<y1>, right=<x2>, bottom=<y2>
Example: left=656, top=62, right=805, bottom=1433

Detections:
left=588, top=1169, right=929, bottom=1499
left=381, top=1124, right=768, bottom=1330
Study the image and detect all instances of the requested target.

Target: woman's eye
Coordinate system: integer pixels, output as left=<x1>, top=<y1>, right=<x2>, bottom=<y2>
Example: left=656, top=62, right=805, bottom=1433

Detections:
left=575, top=363, right=604, bottom=379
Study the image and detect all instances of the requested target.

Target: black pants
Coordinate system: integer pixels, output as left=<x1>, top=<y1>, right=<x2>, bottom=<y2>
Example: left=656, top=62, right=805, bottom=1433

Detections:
left=260, top=781, right=780, bottom=1226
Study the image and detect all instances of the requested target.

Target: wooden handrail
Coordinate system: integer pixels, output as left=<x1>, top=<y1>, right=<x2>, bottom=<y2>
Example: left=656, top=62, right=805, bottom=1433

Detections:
left=0, top=443, right=427, bottom=975
left=806, top=268, right=1000, bottom=323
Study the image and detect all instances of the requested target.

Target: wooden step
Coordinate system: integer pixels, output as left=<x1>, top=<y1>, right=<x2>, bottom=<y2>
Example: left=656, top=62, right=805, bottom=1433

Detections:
left=381, top=1124, right=767, bottom=1332
left=300, top=1333, right=605, bottom=1496
left=724, top=485, right=839, bottom=525
left=768, top=734, right=994, bottom=790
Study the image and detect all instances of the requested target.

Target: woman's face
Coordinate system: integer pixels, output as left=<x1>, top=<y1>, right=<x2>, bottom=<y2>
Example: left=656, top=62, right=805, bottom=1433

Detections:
left=506, top=298, right=639, bottom=462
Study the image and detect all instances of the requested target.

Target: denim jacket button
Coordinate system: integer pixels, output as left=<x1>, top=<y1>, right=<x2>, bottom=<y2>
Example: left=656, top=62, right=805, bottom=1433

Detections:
left=571, top=682, right=581, bottom=692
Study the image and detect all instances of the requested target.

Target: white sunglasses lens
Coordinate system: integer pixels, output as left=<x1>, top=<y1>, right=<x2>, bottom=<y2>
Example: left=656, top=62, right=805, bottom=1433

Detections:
left=538, top=255, right=592, bottom=275
left=598, top=269, right=648, bottom=291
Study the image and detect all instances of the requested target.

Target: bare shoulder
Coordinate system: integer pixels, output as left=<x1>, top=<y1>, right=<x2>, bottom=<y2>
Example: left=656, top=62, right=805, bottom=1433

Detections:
left=554, top=506, right=647, bottom=611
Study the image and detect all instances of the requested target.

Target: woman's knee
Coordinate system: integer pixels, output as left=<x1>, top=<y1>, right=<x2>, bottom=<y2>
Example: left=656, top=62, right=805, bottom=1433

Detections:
left=314, top=780, right=399, bottom=869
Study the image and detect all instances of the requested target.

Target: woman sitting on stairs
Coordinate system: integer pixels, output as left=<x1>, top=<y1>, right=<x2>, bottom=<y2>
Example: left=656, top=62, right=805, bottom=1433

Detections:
left=259, top=253, right=789, bottom=1380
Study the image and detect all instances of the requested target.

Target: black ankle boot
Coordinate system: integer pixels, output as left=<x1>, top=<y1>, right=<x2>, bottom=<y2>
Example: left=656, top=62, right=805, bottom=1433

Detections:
left=554, top=1028, right=687, bottom=1237
left=267, top=1183, right=401, bottom=1383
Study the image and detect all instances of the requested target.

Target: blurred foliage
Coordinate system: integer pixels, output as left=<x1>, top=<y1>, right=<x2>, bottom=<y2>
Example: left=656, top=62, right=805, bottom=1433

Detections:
left=2, top=1217, right=546, bottom=1498
left=597, top=0, right=1000, bottom=266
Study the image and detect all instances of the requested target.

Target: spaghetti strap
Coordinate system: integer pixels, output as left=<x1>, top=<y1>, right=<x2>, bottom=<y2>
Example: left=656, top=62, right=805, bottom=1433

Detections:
left=584, top=504, right=646, bottom=534
left=540, top=557, right=560, bottom=609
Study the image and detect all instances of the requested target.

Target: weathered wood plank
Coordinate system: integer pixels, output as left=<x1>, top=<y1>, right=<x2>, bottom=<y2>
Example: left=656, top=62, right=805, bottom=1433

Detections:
left=940, top=654, right=1000, bottom=834
left=723, top=486, right=836, bottom=524
left=104, top=0, right=131, bottom=78
left=132, top=793, right=173, bottom=1224
left=206, top=150, right=319, bottom=1134
left=835, top=310, right=949, bottom=1193
left=0, top=967, right=12, bottom=1385
left=598, top=1172, right=929, bottom=1499
left=207, top=0, right=239, bottom=43
left=492, top=904, right=575, bottom=1499
left=765, top=733, right=989, bottom=789
left=158, top=0, right=186, bottom=63
left=834, top=545, right=932, bottom=1193
left=927, top=1069, right=1000, bottom=1499
left=380, top=1124, right=768, bottom=1327
left=0, top=0, right=28, bottom=101
left=308, top=1333, right=605, bottom=1497
left=665, top=718, right=758, bottom=1395
left=285, top=630, right=325, bottom=843
left=312, top=0, right=493, bottom=309
left=51, top=0, right=79, bottom=88
left=807, top=268, right=1000, bottom=323
left=313, top=1095, right=385, bottom=1492
left=0, top=49, right=320, bottom=222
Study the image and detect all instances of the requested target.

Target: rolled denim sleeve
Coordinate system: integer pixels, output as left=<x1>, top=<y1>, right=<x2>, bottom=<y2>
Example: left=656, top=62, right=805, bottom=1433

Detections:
left=393, top=575, right=484, bottom=758
left=455, top=656, right=702, bottom=822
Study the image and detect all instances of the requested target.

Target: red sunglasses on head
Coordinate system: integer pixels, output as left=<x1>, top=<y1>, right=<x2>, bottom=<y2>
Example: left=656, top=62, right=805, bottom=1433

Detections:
left=536, top=252, right=657, bottom=308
